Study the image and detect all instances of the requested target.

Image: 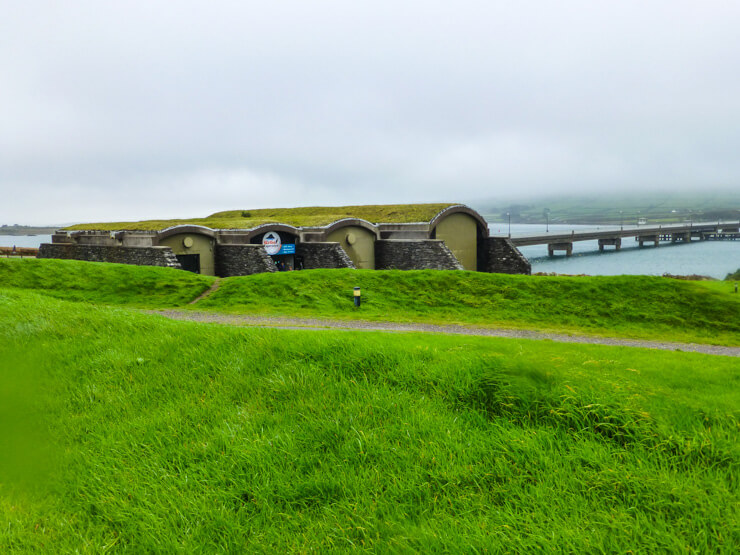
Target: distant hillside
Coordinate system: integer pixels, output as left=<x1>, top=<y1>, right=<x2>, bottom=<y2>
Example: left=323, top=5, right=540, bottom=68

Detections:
left=475, top=191, right=740, bottom=225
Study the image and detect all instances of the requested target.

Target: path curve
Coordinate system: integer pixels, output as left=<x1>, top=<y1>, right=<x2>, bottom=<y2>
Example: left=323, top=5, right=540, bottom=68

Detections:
left=150, top=310, right=740, bottom=357
left=189, top=279, right=221, bottom=304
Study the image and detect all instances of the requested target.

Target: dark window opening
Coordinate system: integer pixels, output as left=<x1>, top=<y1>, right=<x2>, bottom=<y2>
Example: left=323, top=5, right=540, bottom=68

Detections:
left=176, top=254, right=201, bottom=273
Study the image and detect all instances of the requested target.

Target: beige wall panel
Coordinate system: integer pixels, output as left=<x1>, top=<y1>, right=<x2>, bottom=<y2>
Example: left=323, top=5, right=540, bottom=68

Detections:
left=327, top=226, right=375, bottom=269
left=434, top=213, right=477, bottom=270
left=159, top=233, right=216, bottom=275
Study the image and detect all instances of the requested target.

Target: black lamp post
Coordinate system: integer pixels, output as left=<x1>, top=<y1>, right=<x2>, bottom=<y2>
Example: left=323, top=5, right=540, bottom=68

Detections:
left=507, top=212, right=511, bottom=238
left=619, top=210, right=623, bottom=231
left=545, top=208, right=550, bottom=233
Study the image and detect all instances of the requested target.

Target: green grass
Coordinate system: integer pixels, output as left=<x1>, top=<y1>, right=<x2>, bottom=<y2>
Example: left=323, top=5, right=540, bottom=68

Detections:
left=63, top=203, right=457, bottom=231
left=1, top=289, right=738, bottom=551
left=193, top=269, right=740, bottom=345
left=2, top=258, right=738, bottom=345
left=0, top=258, right=213, bottom=308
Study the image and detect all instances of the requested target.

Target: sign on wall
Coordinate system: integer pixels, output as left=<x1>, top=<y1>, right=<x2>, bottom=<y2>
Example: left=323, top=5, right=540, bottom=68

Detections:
left=262, top=231, right=296, bottom=256
left=262, top=231, right=282, bottom=255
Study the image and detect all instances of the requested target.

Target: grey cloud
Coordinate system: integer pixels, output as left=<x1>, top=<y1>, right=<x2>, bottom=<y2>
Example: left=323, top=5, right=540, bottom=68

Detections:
left=1, top=1, right=739, bottom=224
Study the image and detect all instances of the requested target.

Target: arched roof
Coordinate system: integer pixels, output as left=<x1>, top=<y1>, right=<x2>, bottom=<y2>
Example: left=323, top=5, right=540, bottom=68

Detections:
left=323, top=218, right=380, bottom=239
left=157, top=225, right=217, bottom=241
left=244, top=223, right=300, bottom=241
left=429, top=205, right=489, bottom=237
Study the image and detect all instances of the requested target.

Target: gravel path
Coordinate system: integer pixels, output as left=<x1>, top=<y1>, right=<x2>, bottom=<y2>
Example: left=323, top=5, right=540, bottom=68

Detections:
left=189, top=279, right=221, bottom=304
left=150, top=310, right=740, bottom=357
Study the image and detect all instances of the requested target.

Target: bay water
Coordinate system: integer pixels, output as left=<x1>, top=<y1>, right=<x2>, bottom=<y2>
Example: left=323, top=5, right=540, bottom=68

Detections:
left=0, top=235, right=52, bottom=249
left=491, top=224, right=739, bottom=279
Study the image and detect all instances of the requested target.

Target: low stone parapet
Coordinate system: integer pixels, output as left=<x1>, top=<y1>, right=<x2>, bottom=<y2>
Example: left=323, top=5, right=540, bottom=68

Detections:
left=215, top=244, right=277, bottom=276
left=375, top=240, right=463, bottom=270
left=478, top=237, right=531, bottom=274
left=37, top=243, right=181, bottom=269
left=297, top=242, right=355, bottom=269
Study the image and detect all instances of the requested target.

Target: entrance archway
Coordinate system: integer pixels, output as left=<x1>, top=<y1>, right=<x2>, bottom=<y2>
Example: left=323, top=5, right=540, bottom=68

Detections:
left=157, top=226, right=216, bottom=275
left=248, top=225, right=299, bottom=271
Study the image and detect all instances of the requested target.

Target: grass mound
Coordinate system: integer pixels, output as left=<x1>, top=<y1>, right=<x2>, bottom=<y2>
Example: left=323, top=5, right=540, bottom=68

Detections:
left=1, top=290, right=738, bottom=551
left=195, top=269, right=740, bottom=345
left=2, top=259, right=738, bottom=344
left=0, top=258, right=213, bottom=307
left=63, top=203, right=456, bottom=231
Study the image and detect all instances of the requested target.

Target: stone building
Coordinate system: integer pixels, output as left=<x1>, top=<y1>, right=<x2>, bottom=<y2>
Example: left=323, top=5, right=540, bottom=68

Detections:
left=38, top=203, right=530, bottom=275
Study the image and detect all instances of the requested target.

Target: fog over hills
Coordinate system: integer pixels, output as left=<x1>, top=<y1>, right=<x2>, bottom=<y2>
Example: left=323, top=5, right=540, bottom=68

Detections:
left=2, top=1, right=739, bottom=225
left=473, top=190, right=740, bottom=224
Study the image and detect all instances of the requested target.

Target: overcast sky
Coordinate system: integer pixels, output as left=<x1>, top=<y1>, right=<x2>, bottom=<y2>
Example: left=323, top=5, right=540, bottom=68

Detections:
left=2, top=1, right=739, bottom=224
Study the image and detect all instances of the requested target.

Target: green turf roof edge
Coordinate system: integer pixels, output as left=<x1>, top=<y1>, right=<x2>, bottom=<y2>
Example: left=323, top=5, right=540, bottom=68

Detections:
left=62, top=203, right=463, bottom=231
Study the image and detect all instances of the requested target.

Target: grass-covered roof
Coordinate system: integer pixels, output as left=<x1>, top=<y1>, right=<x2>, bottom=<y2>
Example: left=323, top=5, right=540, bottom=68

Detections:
left=64, top=203, right=458, bottom=231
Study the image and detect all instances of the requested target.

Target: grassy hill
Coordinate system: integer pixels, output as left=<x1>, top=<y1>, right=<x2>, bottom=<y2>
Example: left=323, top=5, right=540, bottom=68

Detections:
left=0, top=258, right=212, bottom=307
left=1, top=258, right=738, bottom=345
left=62, top=203, right=457, bottom=231
left=1, top=289, right=737, bottom=551
left=194, top=269, right=740, bottom=345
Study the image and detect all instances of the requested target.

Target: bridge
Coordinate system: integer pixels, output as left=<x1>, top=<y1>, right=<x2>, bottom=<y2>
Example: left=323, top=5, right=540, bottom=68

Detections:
left=500, top=221, right=740, bottom=256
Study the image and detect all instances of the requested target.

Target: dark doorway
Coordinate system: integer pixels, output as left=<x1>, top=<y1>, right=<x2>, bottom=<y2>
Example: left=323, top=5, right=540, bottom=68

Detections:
left=176, top=254, right=201, bottom=273
left=272, top=254, right=296, bottom=271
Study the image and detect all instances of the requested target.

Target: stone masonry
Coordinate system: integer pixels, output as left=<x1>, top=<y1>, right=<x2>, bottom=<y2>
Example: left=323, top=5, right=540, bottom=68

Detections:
left=478, top=237, right=531, bottom=274
left=375, top=240, right=463, bottom=270
left=37, top=243, right=182, bottom=269
left=215, top=244, right=277, bottom=276
left=297, top=242, right=355, bottom=269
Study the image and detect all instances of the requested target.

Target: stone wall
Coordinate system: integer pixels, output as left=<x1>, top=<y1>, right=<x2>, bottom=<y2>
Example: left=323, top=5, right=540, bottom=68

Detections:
left=37, top=243, right=182, bottom=269
left=375, top=240, right=463, bottom=270
left=297, top=242, right=355, bottom=269
left=478, top=237, right=531, bottom=275
left=36, top=236, right=532, bottom=275
left=215, top=244, right=277, bottom=276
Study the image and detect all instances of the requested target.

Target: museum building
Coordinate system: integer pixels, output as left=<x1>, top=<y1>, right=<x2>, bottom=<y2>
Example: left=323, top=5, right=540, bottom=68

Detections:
left=38, top=203, right=530, bottom=275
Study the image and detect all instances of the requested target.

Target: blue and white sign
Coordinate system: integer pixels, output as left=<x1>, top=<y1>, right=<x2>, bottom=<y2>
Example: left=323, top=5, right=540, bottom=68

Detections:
left=262, top=231, right=281, bottom=255
left=277, top=244, right=296, bottom=255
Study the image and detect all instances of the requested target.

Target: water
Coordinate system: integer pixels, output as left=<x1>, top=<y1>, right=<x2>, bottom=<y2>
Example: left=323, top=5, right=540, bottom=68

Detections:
left=490, top=224, right=739, bottom=279
left=0, top=235, right=52, bottom=248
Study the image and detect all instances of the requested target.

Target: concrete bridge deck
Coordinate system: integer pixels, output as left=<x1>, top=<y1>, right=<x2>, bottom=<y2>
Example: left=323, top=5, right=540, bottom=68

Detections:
left=496, top=221, right=739, bottom=256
